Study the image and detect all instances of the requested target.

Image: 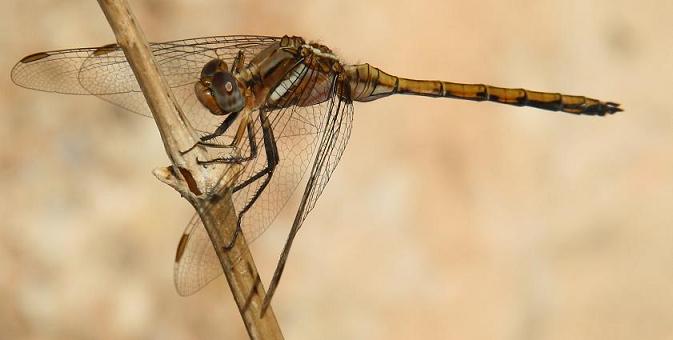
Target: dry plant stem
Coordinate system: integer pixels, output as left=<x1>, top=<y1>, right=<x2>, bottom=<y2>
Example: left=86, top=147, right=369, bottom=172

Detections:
left=96, top=1, right=284, bottom=339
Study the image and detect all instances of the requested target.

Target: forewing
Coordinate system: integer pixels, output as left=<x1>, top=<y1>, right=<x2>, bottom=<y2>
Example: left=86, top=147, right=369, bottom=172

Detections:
left=11, top=35, right=279, bottom=131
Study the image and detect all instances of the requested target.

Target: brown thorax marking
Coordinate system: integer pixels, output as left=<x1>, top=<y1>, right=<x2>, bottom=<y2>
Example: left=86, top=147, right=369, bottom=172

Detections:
left=300, top=39, right=340, bottom=73
left=276, top=35, right=341, bottom=74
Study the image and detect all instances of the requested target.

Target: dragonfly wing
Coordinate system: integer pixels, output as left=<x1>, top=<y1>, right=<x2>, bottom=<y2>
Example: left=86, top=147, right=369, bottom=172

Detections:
left=11, top=35, right=280, bottom=125
left=172, top=64, right=343, bottom=296
left=12, top=47, right=106, bottom=95
left=297, top=87, right=354, bottom=223
left=263, top=75, right=354, bottom=309
left=231, top=66, right=332, bottom=242
left=173, top=213, right=224, bottom=296
left=173, top=147, right=250, bottom=296
left=78, top=36, right=281, bottom=130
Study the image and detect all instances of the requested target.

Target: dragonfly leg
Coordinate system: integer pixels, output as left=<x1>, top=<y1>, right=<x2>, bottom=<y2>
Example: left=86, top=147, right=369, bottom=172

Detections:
left=223, top=109, right=279, bottom=250
left=197, top=116, right=258, bottom=164
left=200, top=111, right=240, bottom=143
left=181, top=111, right=241, bottom=154
left=231, top=50, right=246, bottom=73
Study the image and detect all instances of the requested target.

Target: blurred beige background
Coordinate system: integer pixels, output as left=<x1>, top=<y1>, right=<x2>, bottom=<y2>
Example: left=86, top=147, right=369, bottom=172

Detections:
left=2, top=0, right=672, bottom=339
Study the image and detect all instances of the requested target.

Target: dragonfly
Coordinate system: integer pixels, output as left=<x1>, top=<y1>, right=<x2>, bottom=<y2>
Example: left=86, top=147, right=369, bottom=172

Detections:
left=11, top=35, right=622, bottom=311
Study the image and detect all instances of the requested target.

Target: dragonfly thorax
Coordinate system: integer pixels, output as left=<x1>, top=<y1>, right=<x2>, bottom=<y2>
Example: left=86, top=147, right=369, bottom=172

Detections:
left=195, top=58, right=245, bottom=115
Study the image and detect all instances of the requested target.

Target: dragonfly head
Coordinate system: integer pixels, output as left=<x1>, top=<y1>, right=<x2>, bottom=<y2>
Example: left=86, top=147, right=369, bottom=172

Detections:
left=195, top=59, right=245, bottom=115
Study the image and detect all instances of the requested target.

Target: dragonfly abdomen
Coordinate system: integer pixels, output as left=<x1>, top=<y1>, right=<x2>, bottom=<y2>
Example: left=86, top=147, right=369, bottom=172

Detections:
left=345, top=63, right=621, bottom=116
left=437, top=83, right=621, bottom=116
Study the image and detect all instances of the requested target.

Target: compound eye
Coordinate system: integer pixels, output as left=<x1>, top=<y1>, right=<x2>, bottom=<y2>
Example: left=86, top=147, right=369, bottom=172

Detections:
left=200, top=59, right=229, bottom=81
left=211, top=72, right=245, bottom=113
